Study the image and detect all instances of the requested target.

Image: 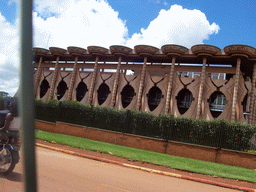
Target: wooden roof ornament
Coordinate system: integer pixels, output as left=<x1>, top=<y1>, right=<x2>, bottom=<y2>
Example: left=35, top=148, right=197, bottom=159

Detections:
left=191, top=44, right=221, bottom=57
left=134, top=45, right=159, bottom=57
left=49, top=47, right=67, bottom=56
left=87, top=46, right=109, bottom=56
left=67, top=46, right=87, bottom=56
left=161, top=44, right=188, bottom=57
left=109, top=45, right=132, bottom=56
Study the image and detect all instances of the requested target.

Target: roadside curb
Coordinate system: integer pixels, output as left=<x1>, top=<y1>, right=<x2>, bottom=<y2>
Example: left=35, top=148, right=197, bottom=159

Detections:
left=36, top=143, right=256, bottom=192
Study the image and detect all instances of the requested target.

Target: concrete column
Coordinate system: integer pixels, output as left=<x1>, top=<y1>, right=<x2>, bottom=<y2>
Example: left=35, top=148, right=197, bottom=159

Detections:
left=136, top=56, right=147, bottom=111
left=88, top=56, right=99, bottom=105
left=196, top=57, right=207, bottom=119
left=48, top=56, right=60, bottom=100
left=231, top=58, right=241, bottom=122
left=34, top=56, right=43, bottom=96
left=110, top=56, right=122, bottom=108
left=67, top=56, right=79, bottom=100
left=164, top=56, right=176, bottom=114
left=250, top=63, right=256, bottom=125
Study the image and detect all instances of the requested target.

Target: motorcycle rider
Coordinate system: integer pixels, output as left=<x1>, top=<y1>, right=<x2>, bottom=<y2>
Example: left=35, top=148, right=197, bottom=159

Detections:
left=0, top=99, right=19, bottom=163
left=0, top=99, right=19, bottom=132
left=0, top=113, right=13, bottom=132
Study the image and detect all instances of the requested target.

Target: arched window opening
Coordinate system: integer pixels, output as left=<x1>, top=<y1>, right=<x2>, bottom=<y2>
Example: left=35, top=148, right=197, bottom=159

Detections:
left=147, top=86, right=162, bottom=111
left=40, top=79, right=50, bottom=98
left=97, top=83, right=110, bottom=105
left=177, top=89, right=193, bottom=115
left=121, top=85, right=135, bottom=108
left=56, top=80, right=68, bottom=100
left=209, top=91, right=227, bottom=118
left=76, top=82, right=88, bottom=102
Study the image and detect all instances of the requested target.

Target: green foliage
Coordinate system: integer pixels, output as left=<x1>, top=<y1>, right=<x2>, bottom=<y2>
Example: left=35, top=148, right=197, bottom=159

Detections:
left=59, top=100, right=91, bottom=126
left=127, top=109, right=158, bottom=137
left=35, top=99, right=60, bottom=122
left=34, top=99, right=256, bottom=152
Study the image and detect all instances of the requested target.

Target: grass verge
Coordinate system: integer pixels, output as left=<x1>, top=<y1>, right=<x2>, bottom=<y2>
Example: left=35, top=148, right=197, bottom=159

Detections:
left=35, top=130, right=256, bottom=183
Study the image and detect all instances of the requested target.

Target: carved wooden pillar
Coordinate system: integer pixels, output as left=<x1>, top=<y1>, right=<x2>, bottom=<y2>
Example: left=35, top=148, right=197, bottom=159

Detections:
left=33, top=47, right=49, bottom=98
left=231, top=58, right=241, bottom=122
left=88, top=56, right=99, bottom=105
left=136, top=56, right=147, bottom=111
left=34, top=56, right=43, bottom=96
left=196, top=57, right=207, bottom=119
left=250, top=63, right=256, bottom=125
left=161, top=44, right=189, bottom=114
left=164, top=56, right=176, bottom=114
left=48, top=56, right=60, bottom=100
left=47, top=47, right=66, bottom=100
left=253, top=94, right=256, bottom=125
left=66, top=46, right=88, bottom=100
left=134, top=45, right=159, bottom=111
left=190, top=44, right=221, bottom=119
left=109, top=45, right=133, bottom=107
left=67, top=56, right=78, bottom=100
left=110, top=56, right=122, bottom=108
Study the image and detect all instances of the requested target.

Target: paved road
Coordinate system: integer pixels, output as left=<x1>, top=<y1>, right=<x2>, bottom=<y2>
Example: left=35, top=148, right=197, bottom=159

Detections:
left=1, top=147, right=239, bottom=192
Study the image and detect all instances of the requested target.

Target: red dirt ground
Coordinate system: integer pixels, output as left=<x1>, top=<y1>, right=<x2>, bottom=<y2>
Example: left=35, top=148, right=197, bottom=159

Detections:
left=36, top=139, right=256, bottom=190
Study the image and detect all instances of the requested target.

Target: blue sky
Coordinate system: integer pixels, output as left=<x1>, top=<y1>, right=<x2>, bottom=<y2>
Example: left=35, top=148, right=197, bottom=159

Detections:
left=0, top=0, right=255, bottom=96
left=107, top=0, right=256, bottom=48
left=0, top=0, right=16, bottom=23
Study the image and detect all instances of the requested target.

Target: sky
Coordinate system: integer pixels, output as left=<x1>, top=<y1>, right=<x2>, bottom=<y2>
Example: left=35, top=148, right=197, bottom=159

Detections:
left=0, top=0, right=255, bottom=96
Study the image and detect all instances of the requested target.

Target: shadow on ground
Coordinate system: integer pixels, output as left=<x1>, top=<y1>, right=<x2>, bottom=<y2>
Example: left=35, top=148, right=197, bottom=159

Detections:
left=0, top=172, right=23, bottom=182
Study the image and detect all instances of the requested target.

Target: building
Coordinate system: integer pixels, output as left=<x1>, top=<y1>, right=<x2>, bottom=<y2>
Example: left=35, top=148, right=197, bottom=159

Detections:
left=33, top=44, right=256, bottom=125
left=0, top=91, right=9, bottom=97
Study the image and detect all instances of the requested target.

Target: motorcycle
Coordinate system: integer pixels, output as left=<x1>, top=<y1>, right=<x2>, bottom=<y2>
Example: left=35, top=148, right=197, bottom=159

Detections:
left=0, top=130, right=20, bottom=175
left=0, top=110, right=20, bottom=176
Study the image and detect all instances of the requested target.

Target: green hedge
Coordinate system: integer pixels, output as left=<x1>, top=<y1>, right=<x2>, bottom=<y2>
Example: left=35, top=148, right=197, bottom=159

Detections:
left=35, top=99, right=256, bottom=152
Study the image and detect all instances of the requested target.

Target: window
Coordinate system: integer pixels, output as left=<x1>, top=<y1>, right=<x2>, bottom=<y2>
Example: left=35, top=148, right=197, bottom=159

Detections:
left=121, top=85, right=135, bottom=108
left=40, top=79, right=50, bottom=98
left=56, top=80, right=68, bottom=100
left=209, top=91, right=227, bottom=118
left=177, top=89, right=193, bottom=114
left=97, top=83, right=110, bottom=105
left=210, top=73, right=226, bottom=80
left=147, top=86, right=162, bottom=111
left=76, top=82, right=88, bottom=102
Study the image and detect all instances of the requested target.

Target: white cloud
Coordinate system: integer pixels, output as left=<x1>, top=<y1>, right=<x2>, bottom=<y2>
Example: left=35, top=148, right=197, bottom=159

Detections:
left=125, top=5, right=220, bottom=48
left=0, top=1, right=220, bottom=96
left=0, top=13, right=19, bottom=96
left=33, top=2, right=220, bottom=49
left=33, top=0, right=128, bottom=49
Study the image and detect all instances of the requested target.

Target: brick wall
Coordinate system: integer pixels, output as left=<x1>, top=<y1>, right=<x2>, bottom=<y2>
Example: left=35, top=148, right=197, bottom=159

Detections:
left=35, top=120, right=256, bottom=169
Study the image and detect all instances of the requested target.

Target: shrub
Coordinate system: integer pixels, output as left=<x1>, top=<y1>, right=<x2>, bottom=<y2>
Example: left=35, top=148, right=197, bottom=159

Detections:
left=34, top=99, right=256, bottom=152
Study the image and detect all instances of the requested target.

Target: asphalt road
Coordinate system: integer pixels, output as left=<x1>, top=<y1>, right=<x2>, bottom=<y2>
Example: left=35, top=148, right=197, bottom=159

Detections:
left=1, top=147, right=239, bottom=192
